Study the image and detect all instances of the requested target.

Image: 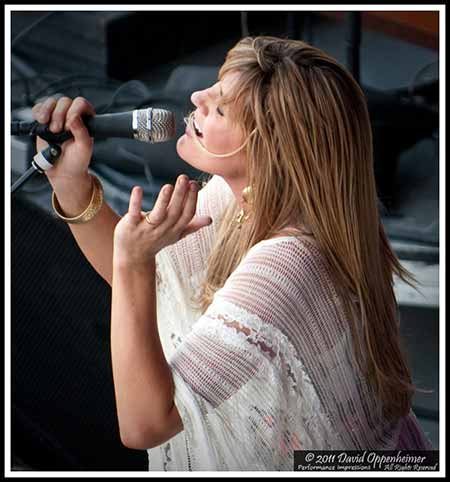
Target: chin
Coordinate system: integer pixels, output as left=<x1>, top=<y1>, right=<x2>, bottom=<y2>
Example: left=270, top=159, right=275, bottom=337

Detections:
left=176, top=135, right=194, bottom=164
left=176, top=135, right=212, bottom=174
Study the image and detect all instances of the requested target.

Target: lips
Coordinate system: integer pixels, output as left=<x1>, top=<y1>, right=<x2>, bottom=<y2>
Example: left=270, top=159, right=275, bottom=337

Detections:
left=193, top=118, right=203, bottom=138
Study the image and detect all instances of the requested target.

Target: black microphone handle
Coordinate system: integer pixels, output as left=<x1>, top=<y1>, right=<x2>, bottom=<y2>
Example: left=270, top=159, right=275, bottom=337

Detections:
left=11, top=112, right=136, bottom=143
left=82, top=111, right=135, bottom=140
left=12, top=120, right=75, bottom=143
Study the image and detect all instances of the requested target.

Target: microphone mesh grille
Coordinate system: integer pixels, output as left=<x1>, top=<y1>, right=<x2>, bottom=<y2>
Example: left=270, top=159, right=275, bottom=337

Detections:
left=135, top=108, right=176, bottom=143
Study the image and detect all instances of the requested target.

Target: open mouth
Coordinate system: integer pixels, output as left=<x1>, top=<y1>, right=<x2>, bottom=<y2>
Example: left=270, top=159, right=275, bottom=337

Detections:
left=193, top=118, right=203, bottom=138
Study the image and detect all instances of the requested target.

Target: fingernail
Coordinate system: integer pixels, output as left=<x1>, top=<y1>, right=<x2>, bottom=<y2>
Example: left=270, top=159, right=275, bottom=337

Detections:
left=189, top=181, right=199, bottom=192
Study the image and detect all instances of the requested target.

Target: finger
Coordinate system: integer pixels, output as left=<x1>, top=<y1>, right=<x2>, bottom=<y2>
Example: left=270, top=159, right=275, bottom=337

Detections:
left=174, top=180, right=199, bottom=228
left=36, top=97, right=57, bottom=124
left=179, top=215, right=213, bottom=239
left=166, top=174, right=190, bottom=226
left=49, top=96, right=72, bottom=133
left=128, top=186, right=143, bottom=223
left=31, top=102, right=43, bottom=120
left=67, top=115, right=92, bottom=145
left=147, top=184, right=173, bottom=225
left=66, top=97, right=96, bottom=129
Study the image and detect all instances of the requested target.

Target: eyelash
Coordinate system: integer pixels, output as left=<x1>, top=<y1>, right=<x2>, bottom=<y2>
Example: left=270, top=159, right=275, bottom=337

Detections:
left=216, top=106, right=224, bottom=116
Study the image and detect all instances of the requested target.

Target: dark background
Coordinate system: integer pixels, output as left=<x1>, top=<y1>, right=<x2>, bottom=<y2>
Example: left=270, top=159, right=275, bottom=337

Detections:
left=10, top=10, right=440, bottom=471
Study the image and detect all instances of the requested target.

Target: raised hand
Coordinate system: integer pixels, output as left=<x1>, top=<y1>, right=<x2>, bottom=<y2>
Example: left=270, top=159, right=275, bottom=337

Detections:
left=113, top=174, right=213, bottom=269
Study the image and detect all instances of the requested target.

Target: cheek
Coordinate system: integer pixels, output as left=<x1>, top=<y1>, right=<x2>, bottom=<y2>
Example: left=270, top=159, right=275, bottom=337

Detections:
left=203, top=124, right=244, bottom=153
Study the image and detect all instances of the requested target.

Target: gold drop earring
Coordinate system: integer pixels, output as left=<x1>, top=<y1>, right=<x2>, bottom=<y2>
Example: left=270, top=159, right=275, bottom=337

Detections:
left=236, top=186, right=253, bottom=229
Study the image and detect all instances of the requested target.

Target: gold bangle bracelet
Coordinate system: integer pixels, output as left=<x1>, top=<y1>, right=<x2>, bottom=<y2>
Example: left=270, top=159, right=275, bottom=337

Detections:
left=52, top=174, right=104, bottom=224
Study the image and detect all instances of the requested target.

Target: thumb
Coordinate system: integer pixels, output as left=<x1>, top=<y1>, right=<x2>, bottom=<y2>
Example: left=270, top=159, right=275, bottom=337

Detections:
left=69, top=115, right=92, bottom=145
left=180, top=216, right=213, bottom=239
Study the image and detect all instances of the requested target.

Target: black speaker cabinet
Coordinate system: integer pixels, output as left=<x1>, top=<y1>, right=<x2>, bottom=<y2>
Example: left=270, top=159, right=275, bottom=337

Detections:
left=11, top=196, right=147, bottom=470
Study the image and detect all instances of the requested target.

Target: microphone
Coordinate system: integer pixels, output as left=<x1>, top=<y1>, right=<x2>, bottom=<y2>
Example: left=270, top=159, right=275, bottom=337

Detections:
left=11, top=108, right=176, bottom=194
left=11, top=107, right=176, bottom=144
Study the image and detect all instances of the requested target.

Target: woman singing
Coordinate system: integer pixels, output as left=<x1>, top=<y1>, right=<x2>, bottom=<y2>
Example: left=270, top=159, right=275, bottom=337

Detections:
left=32, top=36, right=433, bottom=470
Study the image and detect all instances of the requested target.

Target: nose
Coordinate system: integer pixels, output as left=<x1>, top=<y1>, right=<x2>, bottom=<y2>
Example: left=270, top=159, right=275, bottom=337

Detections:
left=191, top=90, right=208, bottom=116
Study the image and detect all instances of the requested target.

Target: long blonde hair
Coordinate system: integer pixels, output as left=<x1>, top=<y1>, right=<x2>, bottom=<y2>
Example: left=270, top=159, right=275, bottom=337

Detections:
left=193, top=36, right=418, bottom=421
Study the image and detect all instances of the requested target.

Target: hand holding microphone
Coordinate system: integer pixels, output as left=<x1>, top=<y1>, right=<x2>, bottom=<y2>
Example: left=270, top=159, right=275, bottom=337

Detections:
left=18, top=95, right=175, bottom=215
left=31, top=96, right=97, bottom=186
left=29, top=96, right=176, bottom=183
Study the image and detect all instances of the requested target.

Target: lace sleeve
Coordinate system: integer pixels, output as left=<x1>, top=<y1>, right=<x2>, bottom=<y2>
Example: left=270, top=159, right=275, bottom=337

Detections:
left=152, top=237, right=433, bottom=471
left=163, top=239, right=342, bottom=471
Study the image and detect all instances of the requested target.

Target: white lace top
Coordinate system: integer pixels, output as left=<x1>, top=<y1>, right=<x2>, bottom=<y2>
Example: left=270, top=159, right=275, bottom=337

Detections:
left=147, top=175, right=433, bottom=471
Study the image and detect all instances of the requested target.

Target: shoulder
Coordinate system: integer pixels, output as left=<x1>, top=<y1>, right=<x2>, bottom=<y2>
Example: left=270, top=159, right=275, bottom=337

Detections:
left=218, top=236, right=333, bottom=305
left=237, top=235, right=328, bottom=282
left=211, top=236, right=343, bottom=339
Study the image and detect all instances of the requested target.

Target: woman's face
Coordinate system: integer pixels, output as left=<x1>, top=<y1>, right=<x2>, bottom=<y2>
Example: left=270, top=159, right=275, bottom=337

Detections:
left=176, top=71, right=247, bottom=180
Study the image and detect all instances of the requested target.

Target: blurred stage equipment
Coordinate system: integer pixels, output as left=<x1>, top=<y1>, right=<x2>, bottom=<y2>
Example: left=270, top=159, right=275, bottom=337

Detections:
left=12, top=197, right=148, bottom=470
left=11, top=11, right=242, bottom=80
left=342, top=11, right=438, bottom=209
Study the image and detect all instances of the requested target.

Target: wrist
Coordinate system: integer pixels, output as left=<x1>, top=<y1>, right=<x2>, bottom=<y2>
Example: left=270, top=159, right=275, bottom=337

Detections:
left=47, top=171, right=91, bottom=189
left=50, top=173, right=94, bottom=218
left=113, top=253, right=156, bottom=273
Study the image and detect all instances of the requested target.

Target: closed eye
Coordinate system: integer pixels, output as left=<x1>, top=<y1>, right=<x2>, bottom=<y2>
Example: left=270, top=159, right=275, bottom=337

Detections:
left=216, top=106, right=224, bottom=116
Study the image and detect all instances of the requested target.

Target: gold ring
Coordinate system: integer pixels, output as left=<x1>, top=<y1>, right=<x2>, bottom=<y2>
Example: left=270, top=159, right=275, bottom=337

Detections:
left=145, top=212, right=158, bottom=226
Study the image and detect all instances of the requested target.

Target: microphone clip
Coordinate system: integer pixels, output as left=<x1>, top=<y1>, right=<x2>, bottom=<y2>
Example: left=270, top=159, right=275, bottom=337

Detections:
left=11, top=143, right=62, bottom=194
left=29, top=122, right=73, bottom=144
left=13, top=120, right=73, bottom=144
